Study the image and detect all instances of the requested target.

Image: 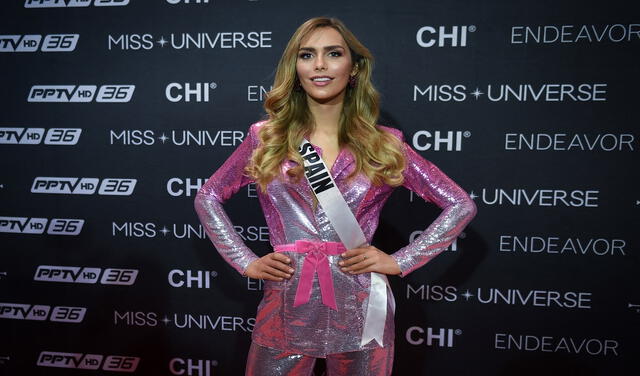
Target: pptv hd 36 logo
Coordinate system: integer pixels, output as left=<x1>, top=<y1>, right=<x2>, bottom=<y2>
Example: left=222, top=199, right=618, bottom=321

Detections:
left=0, top=302, right=86, bottom=323
left=0, top=128, right=81, bottom=145
left=32, top=177, right=136, bottom=195
left=0, top=34, right=78, bottom=52
left=25, top=0, right=129, bottom=7
left=37, top=352, right=139, bottom=372
left=0, top=217, right=83, bottom=235
left=28, top=85, right=135, bottom=102
left=35, top=265, right=138, bottom=285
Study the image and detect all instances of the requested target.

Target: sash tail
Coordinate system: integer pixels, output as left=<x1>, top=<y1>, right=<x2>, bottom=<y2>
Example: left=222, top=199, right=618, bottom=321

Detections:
left=361, top=272, right=395, bottom=347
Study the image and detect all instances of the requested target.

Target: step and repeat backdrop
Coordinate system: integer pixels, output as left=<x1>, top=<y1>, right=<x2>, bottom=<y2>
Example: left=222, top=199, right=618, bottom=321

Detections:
left=1, top=0, right=638, bottom=375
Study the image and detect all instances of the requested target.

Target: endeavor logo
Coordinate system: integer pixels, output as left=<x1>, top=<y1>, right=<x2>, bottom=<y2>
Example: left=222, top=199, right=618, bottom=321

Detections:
left=416, top=25, right=475, bottom=47
left=511, top=24, right=640, bottom=44
left=247, top=277, right=264, bottom=291
left=31, top=177, right=136, bottom=195
left=499, top=235, right=627, bottom=256
left=108, top=31, right=272, bottom=50
left=34, top=265, right=138, bottom=285
left=0, top=128, right=81, bottom=145
left=472, top=188, right=599, bottom=207
left=505, top=133, right=635, bottom=152
left=248, top=85, right=272, bottom=101
left=37, top=351, right=139, bottom=372
left=0, top=34, right=78, bottom=52
left=0, top=217, right=83, bottom=235
left=109, top=129, right=244, bottom=146
left=25, top=0, right=129, bottom=7
left=0, top=303, right=86, bottom=323
left=413, top=83, right=607, bottom=102
left=28, top=85, right=135, bottom=102
left=495, top=333, right=619, bottom=356
left=406, top=285, right=592, bottom=309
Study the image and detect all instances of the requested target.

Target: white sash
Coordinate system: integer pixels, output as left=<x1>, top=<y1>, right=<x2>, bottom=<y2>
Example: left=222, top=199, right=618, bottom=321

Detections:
left=298, top=138, right=396, bottom=347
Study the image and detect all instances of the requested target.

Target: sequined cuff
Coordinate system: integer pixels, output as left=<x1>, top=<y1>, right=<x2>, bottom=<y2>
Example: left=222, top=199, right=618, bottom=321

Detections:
left=240, top=254, right=260, bottom=277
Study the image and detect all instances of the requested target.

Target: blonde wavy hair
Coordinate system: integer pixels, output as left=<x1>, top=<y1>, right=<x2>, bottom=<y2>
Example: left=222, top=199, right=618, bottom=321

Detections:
left=246, top=17, right=405, bottom=191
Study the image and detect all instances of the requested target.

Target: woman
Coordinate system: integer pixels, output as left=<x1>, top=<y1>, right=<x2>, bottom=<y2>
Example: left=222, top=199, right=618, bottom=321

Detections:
left=195, top=17, right=476, bottom=376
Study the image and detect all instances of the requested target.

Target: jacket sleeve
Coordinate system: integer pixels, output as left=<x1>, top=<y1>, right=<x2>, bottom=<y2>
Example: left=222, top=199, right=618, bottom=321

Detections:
left=388, top=129, right=477, bottom=277
left=194, top=122, right=262, bottom=275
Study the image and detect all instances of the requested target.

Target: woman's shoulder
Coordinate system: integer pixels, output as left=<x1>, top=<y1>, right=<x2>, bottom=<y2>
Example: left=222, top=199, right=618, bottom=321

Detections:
left=245, top=119, right=270, bottom=142
left=248, top=119, right=269, bottom=133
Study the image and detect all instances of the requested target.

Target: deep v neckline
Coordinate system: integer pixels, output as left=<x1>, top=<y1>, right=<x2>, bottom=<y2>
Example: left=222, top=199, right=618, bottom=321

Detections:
left=325, top=147, right=344, bottom=173
left=309, top=141, right=344, bottom=175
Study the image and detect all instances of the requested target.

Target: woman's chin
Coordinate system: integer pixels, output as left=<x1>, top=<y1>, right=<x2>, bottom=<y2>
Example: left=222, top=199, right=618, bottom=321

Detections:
left=304, top=90, right=346, bottom=105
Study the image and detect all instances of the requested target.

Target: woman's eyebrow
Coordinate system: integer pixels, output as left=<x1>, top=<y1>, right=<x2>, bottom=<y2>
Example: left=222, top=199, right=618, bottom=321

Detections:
left=298, top=45, right=346, bottom=52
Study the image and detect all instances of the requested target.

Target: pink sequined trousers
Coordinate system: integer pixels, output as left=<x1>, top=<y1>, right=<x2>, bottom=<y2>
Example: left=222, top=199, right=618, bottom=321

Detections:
left=245, top=342, right=394, bottom=376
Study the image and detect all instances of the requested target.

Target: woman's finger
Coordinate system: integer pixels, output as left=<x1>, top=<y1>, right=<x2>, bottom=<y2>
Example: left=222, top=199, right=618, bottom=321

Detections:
left=340, top=249, right=361, bottom=258
left=340, top=251, right=369, bottom=267
left=265, top=257, right=295, bottom=274
left=263, top=264, right=292, bottom=279
left=349, top=263, right=373, bottom=275
left=347, top=258, right=376, bottom=273
left=270, top=252, right=291, bottom=264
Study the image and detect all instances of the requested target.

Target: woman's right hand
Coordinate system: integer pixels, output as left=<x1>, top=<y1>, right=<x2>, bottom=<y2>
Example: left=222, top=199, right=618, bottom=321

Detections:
left=244, top=253, right=294, bottom=281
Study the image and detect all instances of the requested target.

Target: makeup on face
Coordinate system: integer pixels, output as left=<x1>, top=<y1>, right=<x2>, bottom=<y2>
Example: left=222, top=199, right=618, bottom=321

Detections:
left=296, top=28, right=354, bottom=104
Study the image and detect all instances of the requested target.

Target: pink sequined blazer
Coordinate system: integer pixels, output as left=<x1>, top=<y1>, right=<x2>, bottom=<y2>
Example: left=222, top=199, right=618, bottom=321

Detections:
left=194, top=121, right=476, bottom=357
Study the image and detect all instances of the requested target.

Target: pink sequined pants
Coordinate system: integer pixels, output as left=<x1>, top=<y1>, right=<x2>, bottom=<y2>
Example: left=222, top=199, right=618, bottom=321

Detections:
left=245, top=342, right=394, bottom=376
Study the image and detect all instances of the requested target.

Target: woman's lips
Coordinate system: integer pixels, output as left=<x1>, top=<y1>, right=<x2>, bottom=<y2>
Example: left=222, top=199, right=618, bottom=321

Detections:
left=310, top=76, right=333, bottom=87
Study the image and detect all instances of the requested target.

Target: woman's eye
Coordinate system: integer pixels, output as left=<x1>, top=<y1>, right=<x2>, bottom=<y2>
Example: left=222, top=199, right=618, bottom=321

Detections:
left=299, top=52, right=312, bottom=59
left=329, top=51, right=342, bottom=57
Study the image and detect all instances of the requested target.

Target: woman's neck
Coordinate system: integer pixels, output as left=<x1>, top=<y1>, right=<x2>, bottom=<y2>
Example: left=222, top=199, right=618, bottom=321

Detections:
left=307, top=95, right=343, bottom=139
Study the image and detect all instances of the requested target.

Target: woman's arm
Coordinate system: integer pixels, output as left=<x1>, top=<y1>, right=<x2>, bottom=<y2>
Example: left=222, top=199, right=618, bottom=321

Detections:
left=390, top=129, right=477, bottom=277
left=194, top=123, right=262, bottom=275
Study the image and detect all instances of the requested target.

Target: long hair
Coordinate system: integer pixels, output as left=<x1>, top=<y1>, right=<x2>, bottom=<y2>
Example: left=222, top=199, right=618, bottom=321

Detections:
left=246, top=17, right=405, bottom=191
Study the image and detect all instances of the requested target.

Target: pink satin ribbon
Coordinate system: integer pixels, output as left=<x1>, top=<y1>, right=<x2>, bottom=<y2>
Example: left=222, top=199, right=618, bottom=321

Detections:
left=275, top=240, right=345, bottom=311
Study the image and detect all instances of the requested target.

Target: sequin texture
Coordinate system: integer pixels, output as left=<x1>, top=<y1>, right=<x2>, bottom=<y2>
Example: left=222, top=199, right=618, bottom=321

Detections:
left=194, top=121, right=476, bottom=358
left=245, top=341, right=394, bottom=376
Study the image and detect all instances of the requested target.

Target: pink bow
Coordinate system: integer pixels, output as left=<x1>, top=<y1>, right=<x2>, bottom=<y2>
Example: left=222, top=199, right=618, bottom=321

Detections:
left=276, top=240, right=344, bottom=311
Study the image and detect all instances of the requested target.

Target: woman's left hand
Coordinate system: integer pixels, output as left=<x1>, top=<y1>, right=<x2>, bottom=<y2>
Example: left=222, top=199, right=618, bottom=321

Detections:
left=338, top=245, right=402, bottom=276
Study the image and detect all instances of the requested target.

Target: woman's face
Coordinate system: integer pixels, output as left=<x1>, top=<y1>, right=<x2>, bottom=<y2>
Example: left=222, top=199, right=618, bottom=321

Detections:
left=296, top=27, right=355, bottom=105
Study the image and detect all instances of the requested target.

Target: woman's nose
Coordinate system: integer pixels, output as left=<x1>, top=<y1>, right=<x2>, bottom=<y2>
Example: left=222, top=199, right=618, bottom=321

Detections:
left=314, top=56, right=326, bottom=71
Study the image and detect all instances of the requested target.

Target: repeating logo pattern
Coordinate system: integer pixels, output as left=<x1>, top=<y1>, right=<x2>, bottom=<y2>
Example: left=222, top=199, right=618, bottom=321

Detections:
left=2, top=2, right=637, bottom=375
